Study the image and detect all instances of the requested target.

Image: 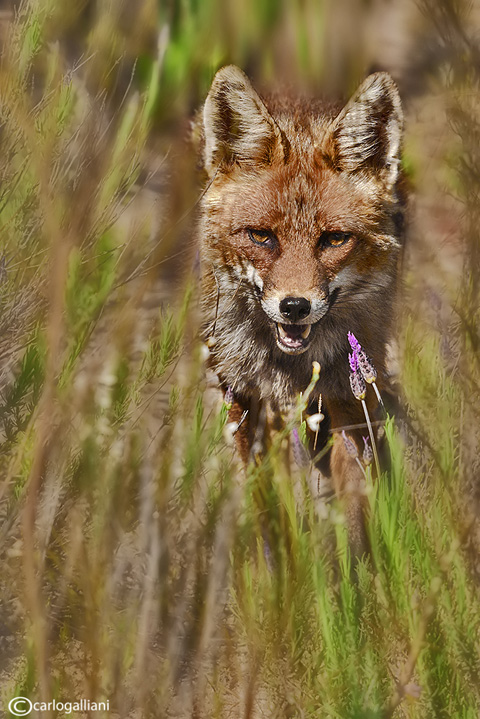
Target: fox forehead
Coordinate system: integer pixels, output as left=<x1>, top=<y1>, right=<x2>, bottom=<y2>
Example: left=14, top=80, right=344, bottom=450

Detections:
left=205, top=158, right=383, bottom=242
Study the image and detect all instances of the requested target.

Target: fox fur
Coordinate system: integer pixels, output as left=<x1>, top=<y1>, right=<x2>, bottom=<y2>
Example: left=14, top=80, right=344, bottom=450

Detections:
left=198, top=65, right=406, bottom=550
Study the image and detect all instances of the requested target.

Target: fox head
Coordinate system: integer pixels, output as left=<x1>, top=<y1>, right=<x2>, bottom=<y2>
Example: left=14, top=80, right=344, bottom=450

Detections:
left=200, top=66, right=405, bottom=403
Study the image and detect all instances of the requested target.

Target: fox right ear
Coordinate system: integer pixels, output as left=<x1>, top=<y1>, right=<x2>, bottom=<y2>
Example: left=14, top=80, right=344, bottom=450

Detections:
left=325, top=72, right=403, bottom=189
left=203, top=65, right=284, bottom=175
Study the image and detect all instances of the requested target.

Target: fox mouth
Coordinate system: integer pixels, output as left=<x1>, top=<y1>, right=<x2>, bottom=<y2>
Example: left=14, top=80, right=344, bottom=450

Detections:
left=275, top=322, right=312, bottom=354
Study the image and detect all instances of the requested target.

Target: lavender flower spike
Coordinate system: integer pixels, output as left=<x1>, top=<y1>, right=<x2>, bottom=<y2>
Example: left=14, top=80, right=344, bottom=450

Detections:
left=348, top=332, right=377, bottom=383
left=357, top=352, right=377, bottom=384
left=224, top=386, right=234, bottom=410
left=349, top=352, right=366, bottom=401
left=347, top=332, right=362, bottom=354
left=348, top=351, right=358, bottom=374
left=347, top=340, right=381, bottom=476
left=348, top=332, right=384, bottom=410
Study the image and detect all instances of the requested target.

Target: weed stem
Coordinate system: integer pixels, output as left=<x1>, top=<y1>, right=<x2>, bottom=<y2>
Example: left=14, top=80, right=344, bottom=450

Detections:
left=372, top=382, right=385, bottom=411
left=361, top=398, right=381, bottom=477
left=355, top=456, right=367, bottom=480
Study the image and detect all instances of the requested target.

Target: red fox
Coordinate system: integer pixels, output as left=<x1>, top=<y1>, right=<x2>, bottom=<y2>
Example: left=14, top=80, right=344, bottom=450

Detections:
left=199, top=66, right=405, bottom=549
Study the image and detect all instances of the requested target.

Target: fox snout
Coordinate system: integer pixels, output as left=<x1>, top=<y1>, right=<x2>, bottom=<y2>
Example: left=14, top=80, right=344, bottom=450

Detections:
left=260, top=292, right=330, bottom=355
left=261, top=292, right=328, bottom=325
left=279, top=296, right=311, bottom=323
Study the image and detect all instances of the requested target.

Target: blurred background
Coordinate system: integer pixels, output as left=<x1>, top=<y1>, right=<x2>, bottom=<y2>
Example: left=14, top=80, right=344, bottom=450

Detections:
left=0, top=1, right=479, bottom=717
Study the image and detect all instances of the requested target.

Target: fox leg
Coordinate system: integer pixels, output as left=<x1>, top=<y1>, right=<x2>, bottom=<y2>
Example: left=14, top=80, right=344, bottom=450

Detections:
left=326, top=398, right=376, bottom=555
left=227, top=395, right=252, bottom=464
left=227, top=392, right=267, bottom=465
left=330, top=434, right=368, bottom=554
left=227, top=392, right=277, bottom=568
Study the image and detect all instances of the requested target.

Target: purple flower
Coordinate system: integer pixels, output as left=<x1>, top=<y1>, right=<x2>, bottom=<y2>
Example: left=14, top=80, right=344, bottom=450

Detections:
left=357, top=352, right=377, bottom=384
left=347, top=332, right=362, bottom=354
left=348, top=332, right=377, bottom=384
left=348, top=351, right=358, bottom=373
left=349, top=357, right=366, bottom=401
left=224, top=386, right=234, bottom=409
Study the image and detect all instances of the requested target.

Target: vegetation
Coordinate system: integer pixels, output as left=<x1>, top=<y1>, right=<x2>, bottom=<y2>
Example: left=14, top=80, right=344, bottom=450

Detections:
left=0, top=1, right=479, bottom=717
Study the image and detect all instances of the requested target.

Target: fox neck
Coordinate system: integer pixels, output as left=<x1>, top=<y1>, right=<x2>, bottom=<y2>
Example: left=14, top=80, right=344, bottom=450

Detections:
left=202, top=264, right=393, bottom=412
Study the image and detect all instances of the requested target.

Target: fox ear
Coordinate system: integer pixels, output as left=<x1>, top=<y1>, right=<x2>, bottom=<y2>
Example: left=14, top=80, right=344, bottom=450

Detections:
left=203, top=65, right=284, bottom=175
left=325, top=73, right=403, bottom=188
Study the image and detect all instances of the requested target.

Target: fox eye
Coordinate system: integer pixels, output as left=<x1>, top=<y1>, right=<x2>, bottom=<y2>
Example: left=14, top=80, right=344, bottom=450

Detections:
left=247, top=229, right=276, bottom=247
left=320, top=231, right=351, bottom=248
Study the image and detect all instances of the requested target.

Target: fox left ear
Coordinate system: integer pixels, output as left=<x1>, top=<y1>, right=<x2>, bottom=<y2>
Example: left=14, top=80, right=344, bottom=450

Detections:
left=203, top=65, right=284, bottom=175
left=325, top=73, right=403, bottom=188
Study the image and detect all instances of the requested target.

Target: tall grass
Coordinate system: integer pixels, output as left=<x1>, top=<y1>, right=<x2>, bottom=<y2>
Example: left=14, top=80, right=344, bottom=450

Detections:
left=0, top=1, right=479, bottom=718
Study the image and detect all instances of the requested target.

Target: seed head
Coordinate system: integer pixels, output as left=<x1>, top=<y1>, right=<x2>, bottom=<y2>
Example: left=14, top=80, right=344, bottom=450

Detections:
left=404, top=683, right=422, bottom=700
left=224, top=386, right=234, bottom=409
left=223, top=422, right=238, bottom=445
left=306, top=412, right=324, bottom=432
left=362, top=436, right=373, bottom=466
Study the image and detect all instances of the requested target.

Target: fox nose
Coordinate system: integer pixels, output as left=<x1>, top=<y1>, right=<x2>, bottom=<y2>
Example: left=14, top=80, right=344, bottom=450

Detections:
left=279, top=296, right=311, bottom=322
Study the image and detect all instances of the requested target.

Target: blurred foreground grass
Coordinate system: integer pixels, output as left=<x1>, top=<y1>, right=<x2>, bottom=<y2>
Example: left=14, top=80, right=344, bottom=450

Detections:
left=1, top=1, right=480, bottom=717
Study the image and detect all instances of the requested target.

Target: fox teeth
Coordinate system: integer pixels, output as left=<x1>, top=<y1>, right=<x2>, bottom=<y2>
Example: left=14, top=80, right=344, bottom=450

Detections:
left=277, top=324, right=312, bottom=340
